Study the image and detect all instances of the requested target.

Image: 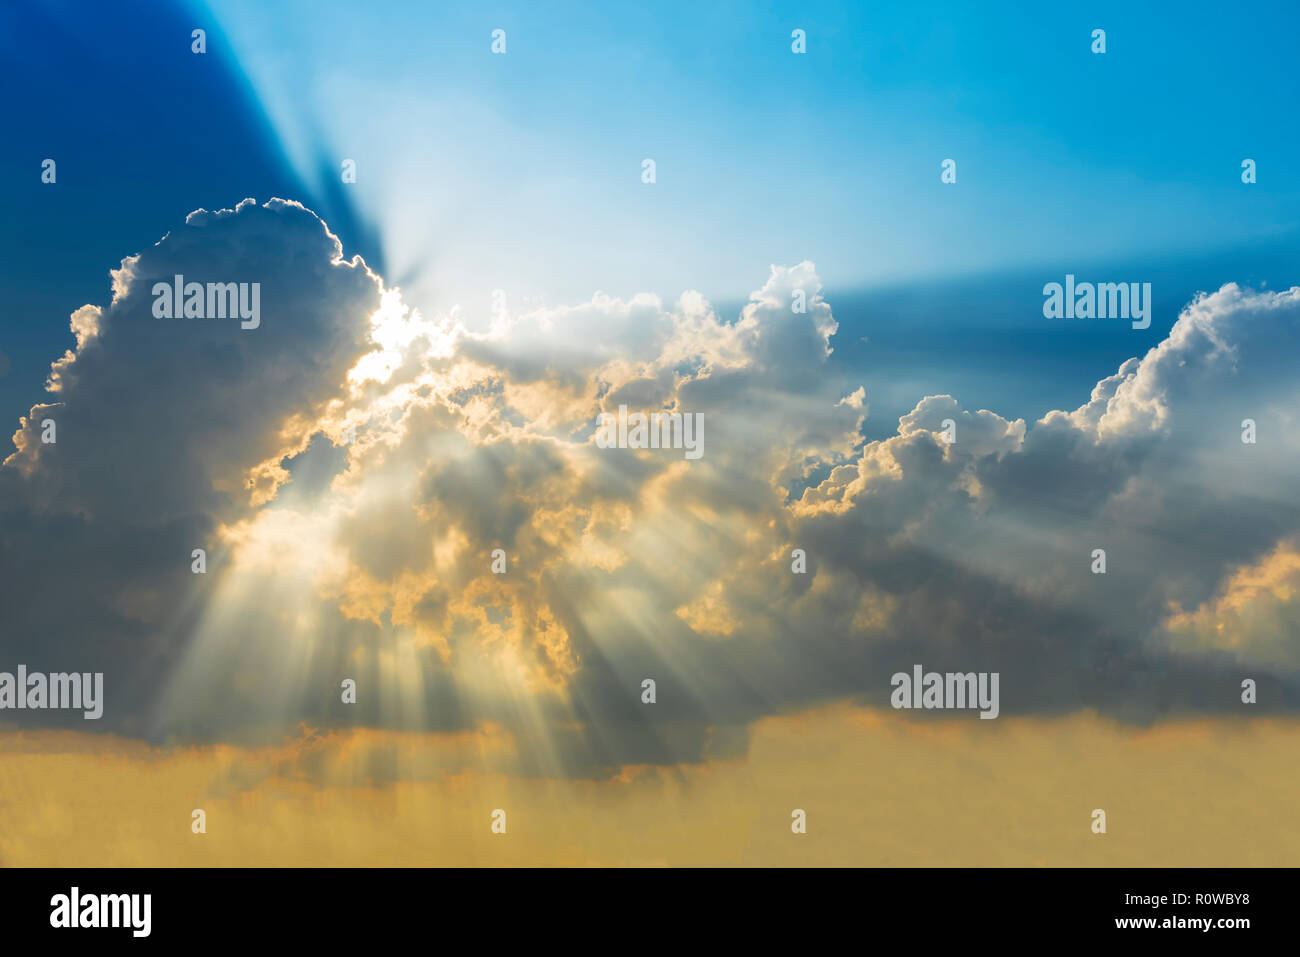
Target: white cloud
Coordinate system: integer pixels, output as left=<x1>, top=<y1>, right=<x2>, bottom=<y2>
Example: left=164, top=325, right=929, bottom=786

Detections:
left=4, top=200, right=1299, bottom=770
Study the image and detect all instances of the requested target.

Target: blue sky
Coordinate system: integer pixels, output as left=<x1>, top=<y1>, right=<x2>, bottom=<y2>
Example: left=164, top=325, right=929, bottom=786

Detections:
left=4, top=0, right=1299, bottom=432
left=203, top=0, right=1300, bottom=302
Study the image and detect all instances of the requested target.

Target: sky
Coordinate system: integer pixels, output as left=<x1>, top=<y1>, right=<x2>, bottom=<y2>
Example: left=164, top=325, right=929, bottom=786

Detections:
left=1, top=0, right=1299, bottom=866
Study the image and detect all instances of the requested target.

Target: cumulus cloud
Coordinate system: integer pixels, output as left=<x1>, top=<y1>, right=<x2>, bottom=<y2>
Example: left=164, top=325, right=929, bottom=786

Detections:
left=3, top=200, right=1298, bottom=778
left=1160, top=540, right=1300, bottom=671
left=1, top=198, right=382, bottom=737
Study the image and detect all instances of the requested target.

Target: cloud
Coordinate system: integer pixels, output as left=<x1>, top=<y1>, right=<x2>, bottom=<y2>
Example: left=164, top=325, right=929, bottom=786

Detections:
left=1160, top=540, right=1300, bottom=671
left=3, top=200, right=1298, bottom=778
left=1, top=198, right=383, bottom=736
